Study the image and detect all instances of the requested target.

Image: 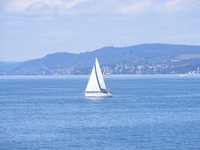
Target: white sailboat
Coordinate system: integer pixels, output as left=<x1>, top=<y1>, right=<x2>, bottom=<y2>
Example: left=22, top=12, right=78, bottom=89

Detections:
left=85, top=58, right=112, bottom=98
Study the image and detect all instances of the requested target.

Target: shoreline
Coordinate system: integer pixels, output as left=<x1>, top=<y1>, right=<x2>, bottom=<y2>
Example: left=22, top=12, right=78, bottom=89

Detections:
left=0, top=74, right=200, bottom=79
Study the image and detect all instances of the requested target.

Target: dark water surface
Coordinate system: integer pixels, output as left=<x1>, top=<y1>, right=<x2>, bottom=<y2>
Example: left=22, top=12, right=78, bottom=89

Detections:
left=0, top=75, right=200, bottom=150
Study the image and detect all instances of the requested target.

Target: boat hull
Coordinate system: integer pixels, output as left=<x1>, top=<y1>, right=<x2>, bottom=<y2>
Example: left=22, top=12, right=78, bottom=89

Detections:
left=85, top=92, right=112, bottom=98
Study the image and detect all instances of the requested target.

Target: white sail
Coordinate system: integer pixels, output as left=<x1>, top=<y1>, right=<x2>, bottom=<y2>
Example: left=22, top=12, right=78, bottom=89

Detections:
left=85, top=66, right=100, bottom=92
left=85, top=58, right=112, bottom=98
left=95, top=58, right=107, bottom=90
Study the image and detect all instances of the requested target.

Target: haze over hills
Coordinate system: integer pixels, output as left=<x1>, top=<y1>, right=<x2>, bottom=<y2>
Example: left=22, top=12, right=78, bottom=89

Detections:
left=1, top=43, right=200, bottom=75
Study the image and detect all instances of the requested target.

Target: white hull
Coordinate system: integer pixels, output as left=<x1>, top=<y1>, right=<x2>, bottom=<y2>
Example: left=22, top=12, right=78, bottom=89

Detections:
left=85, top=92, right=112, bottom=98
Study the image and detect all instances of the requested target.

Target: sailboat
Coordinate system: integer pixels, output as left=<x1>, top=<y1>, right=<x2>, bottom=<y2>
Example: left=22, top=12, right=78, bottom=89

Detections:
left=85, top=58, right=112, bottom=98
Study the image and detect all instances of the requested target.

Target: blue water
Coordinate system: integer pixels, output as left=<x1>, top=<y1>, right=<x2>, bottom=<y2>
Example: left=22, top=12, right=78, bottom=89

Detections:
left=0, top=75, right=200, bottom=150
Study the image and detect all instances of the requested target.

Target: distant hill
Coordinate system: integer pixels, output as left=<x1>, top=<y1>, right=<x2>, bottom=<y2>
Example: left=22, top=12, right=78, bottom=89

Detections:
left=1, top=43, right=200, bottom=75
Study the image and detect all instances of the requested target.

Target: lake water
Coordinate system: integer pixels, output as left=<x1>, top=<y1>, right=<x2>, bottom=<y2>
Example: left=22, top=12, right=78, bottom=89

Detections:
left=0, top=75, right=200, bottom=150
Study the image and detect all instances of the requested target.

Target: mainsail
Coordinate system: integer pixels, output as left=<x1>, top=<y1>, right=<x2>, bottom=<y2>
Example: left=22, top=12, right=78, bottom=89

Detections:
left=95, top=58, right=107, bottom=90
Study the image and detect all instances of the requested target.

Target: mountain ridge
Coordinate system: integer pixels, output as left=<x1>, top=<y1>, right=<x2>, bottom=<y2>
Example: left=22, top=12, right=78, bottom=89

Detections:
left=1, top=43, right=200, bottom=75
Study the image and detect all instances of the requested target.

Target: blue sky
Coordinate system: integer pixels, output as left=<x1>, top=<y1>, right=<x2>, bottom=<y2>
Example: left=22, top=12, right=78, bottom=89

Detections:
left=0, top=0, right=200, bottom=61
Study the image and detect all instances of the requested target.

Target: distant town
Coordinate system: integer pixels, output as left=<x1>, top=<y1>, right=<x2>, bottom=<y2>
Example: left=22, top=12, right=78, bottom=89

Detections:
left=101, top=63, right=200, bottom=75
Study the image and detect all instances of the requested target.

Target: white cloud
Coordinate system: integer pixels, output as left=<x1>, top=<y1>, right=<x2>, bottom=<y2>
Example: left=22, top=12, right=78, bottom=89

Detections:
left=2, top=0, right=200, bottom=15
left=4, top=0, right=34, bottom=12
left=118, top=0, right=152, bottom=14
left=161, top=0, right=183, bottom=13
left=162, top=0, right=200, bottom=13
left=4, top=0, right=88, bottom=14
left=117, top=0, right=200, bottom=15
left=164, top=0, right=181, bottom=7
